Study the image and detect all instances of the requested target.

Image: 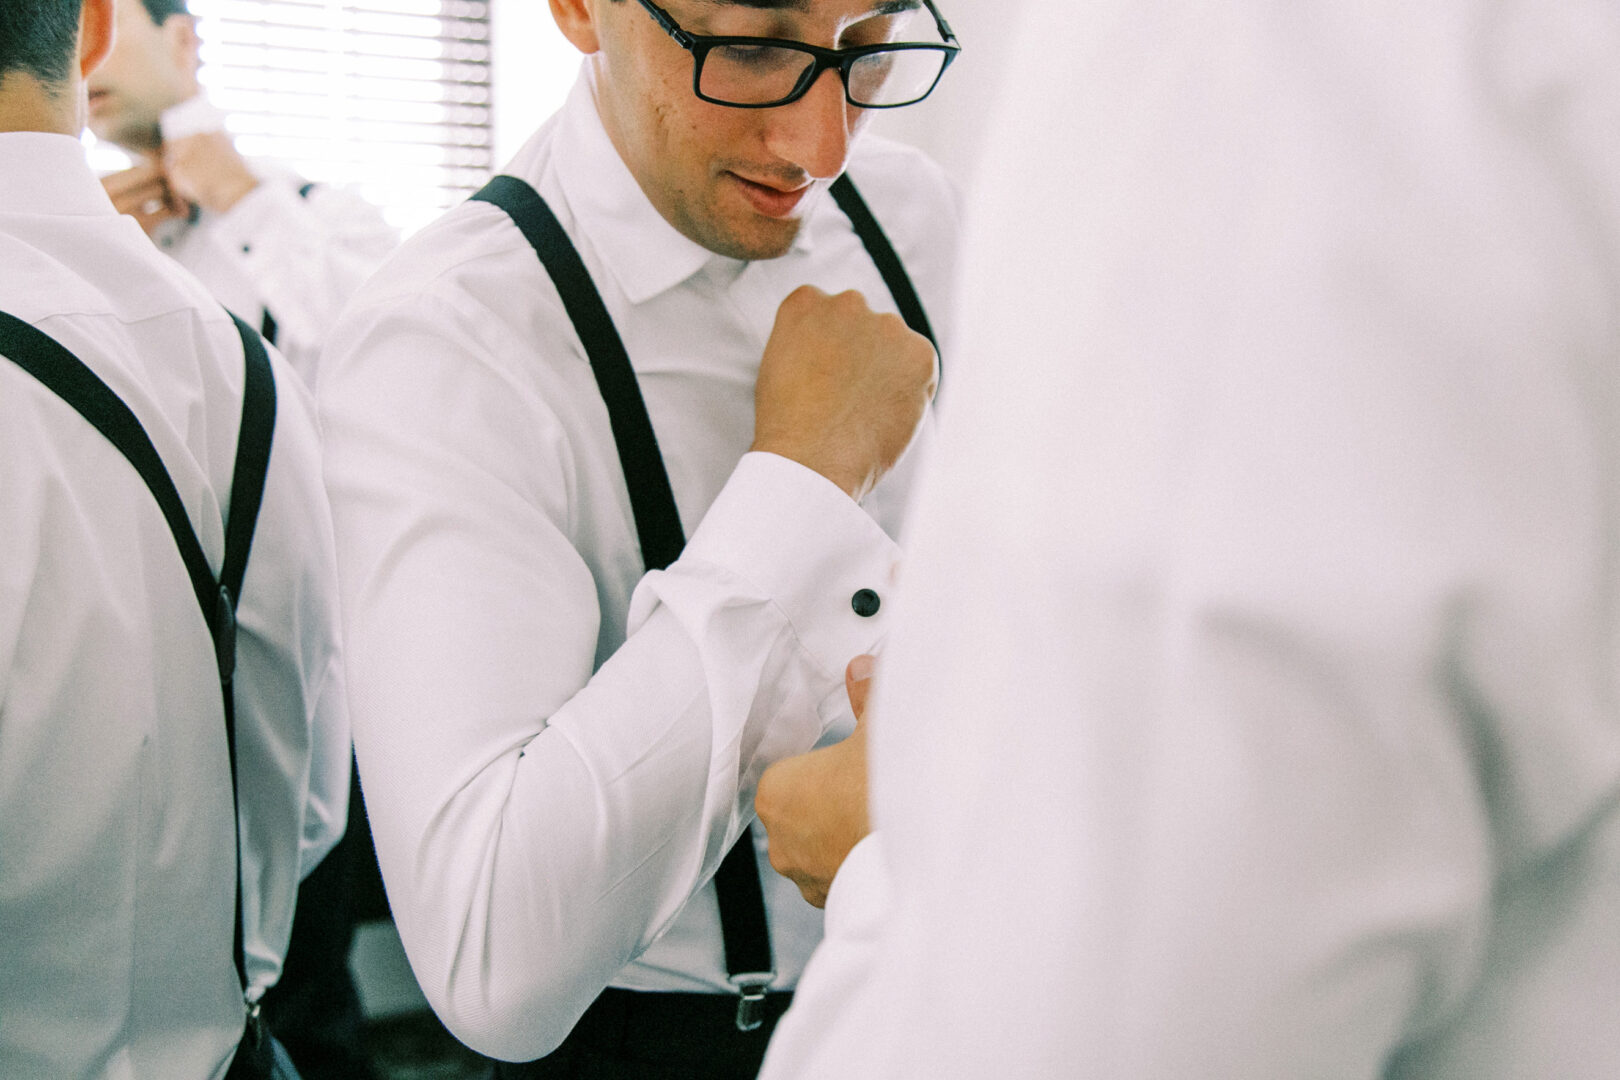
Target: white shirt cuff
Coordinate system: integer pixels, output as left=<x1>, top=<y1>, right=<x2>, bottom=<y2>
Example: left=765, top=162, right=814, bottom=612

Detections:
left=679, top=451, right=900, bottom=686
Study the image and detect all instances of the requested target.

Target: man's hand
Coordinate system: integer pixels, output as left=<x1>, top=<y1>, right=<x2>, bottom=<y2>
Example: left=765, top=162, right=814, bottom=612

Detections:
left=101, top=161, right=186, bottom=237
left=163, top=132, right=259, bottom=214
left=755, top=655, right=876, bottom=908
left=751, top=286, right=937, bottom=501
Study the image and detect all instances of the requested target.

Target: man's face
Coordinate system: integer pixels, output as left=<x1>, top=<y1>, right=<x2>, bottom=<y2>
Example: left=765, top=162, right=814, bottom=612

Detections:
left=590, top=0, right=924, bottom=261
left=86, top=0, right=198, bottom=152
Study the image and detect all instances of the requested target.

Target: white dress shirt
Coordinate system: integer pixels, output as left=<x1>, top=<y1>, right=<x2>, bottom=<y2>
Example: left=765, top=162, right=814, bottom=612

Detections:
left=151, top=147, right=397, bottom=387
left=0, top=133, right=351, bottom=1080
left=318, top=66, right=957, bottom=1061
left=761, top=1, right=1620, bottom=1077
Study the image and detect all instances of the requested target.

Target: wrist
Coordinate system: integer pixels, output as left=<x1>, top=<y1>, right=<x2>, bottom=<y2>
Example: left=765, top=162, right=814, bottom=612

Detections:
left=201, top=172, right=259, bottom=214
left=747, top=441, right=872, bottom=501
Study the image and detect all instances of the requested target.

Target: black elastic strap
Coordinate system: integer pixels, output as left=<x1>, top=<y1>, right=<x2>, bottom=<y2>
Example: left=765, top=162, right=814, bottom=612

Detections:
left=222, top=315, right=277, bottom=612
left=259, top=308, right=278, bottom=348
left=471, top=175, right=686, bottom=572
left=829, top=173, right=938, bottom=361
left=0, top=309, right=278, bottom=994
left=0, top=310, right=219, bottom=630
left=712, top=830, right=774, bottom=978
left=220, top=312, right=279, bottom=992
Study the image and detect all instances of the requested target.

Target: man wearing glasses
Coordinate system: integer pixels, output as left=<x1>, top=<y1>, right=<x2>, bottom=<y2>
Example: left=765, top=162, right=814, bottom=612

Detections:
left=318, top=0, right=959, bottom=1076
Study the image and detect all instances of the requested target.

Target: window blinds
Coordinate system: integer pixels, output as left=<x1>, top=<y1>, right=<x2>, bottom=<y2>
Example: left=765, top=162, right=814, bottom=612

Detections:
left=191, top=0, right=494, bottom=234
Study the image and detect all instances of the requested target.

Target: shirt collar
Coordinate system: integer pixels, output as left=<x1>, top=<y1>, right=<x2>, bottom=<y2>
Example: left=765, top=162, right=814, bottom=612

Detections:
left=548, top=66, right=817, bottom=306
left=0, top=133, right=119, bottom=217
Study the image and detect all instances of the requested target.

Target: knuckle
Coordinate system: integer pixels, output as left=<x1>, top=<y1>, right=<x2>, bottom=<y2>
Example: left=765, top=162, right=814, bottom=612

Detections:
left=754, top=774, right=777, bottom=818
left=834, top=289, right=872, bottom=314
left=767, top=845, right=792, bottom=876
left=787, top=283, right=826, bottom=308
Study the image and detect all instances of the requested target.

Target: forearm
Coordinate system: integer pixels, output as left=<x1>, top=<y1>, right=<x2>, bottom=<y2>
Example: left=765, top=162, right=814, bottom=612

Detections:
left=369, top=602, right=816, bottom=1059
left=336, top=453, right=893, bottom=1060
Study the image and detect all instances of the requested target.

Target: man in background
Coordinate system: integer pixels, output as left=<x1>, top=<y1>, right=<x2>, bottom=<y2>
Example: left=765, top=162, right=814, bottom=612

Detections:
left=87, top=0, right=395, bottom=387
left=756, top=1, right=1620, bottom=1077
left=84, top=3, right=394, bottom=1076
left=0, top=0, right=350, bottom=1075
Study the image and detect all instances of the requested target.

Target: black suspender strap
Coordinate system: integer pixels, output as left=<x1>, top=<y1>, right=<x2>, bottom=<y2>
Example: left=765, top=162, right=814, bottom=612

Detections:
left=0, top=309, right=277, bottom=998
left=711, top=825, right=776, bottom=1029
left=469, top=171, right=933, bottom=1033
left=218, top=315, right=278, bottom=1010
left=221, top=319, right=277, bottom=614
left=828, top=173, right=938, bottom=356
left=472, top=175, right=685, bottom=572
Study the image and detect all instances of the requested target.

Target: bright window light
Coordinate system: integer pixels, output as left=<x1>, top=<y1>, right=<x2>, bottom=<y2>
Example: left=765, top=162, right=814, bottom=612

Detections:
left=190, top=0, right=494, bottom=235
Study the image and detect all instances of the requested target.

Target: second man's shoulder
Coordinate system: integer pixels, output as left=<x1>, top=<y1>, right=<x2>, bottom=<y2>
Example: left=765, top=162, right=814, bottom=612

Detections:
left=332, top=192, right=562, bottom=324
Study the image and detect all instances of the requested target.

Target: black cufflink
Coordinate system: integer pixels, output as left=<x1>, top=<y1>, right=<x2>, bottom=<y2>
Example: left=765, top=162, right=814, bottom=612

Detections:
left=851, top=588, right=881, bottom=618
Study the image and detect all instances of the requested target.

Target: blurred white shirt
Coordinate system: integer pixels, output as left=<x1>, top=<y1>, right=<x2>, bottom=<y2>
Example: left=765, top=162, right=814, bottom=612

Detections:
left=0, top=133, right=350, bottom=1079
left=150, top=96, right=396, bottom=388
left=762, top=0, right=1620, bottom=1077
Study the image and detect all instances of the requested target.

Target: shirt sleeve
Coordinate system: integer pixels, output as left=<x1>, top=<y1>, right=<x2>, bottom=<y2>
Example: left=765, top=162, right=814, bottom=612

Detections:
left=232, top=345, right=352, bottom=997
left=209, top=180, right=397, bottom=385
left=319, top=287, right=898, bottom=1061
left=757, top=833, right=894, bottom=1080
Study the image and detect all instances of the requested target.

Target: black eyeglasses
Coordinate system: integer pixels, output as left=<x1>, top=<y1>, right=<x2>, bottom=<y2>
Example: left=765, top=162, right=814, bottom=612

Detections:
left=633, top=0, right=960, bottom=109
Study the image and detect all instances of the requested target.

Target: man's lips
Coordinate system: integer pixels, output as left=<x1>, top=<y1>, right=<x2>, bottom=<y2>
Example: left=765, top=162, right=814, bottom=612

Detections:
left=728, top=172, right=812, bottom=219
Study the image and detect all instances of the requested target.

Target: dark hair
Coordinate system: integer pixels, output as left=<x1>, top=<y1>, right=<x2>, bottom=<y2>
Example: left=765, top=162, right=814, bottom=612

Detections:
left=0, top=0, right=81, bottom=85
left=141, top=0, right=191, bottom=24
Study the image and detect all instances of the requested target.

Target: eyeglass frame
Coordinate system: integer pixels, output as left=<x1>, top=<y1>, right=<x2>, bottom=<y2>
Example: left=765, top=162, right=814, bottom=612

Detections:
left=632, top=0, right=961, bottom=110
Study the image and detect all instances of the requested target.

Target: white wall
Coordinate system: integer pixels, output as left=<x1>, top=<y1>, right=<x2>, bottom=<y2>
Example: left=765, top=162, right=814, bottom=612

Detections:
left=866, top=0, right=1020, bottom=196
left=489, top=0, right=582, bottom=164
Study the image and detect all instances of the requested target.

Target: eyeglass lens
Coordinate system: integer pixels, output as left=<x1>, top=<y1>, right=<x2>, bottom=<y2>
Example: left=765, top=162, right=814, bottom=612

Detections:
left=697, top=5, right=950, bottom=108
left=701, top=44, right=949, bottom=107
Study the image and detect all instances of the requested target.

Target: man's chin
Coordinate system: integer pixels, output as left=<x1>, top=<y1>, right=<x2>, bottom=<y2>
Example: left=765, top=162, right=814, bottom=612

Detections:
left=706, top=213, right=802, bottom=262
left=89, top=117, right=159, bottom=155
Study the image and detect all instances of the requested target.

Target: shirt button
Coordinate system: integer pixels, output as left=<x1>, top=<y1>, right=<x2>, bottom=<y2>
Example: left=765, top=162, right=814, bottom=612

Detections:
left=851, top=589, right=881, bottom=618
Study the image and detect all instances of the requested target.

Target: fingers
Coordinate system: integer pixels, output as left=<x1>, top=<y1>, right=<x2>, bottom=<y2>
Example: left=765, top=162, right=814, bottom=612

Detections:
left=754, top=723, right=872, bottom=912
left=163, top=132, right=260, bottom=213
left=100, top=162, right=167, bottom=202
left=845, top=653, right=876, bottom=723
left=101, top=163, right=186, bottom=235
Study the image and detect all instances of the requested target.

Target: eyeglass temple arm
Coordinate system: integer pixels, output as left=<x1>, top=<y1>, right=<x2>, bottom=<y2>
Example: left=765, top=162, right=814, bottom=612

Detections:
left=922, top=0, right=957, bottom=45
left=636, top=0, right=696, bottom=48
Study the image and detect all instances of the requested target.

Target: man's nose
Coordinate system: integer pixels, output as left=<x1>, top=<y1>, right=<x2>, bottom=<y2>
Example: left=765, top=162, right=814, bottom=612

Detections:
left=763, top=66, right=857, bottom=181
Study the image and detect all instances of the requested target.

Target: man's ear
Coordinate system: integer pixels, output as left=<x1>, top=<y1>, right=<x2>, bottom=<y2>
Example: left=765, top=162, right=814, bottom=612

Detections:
left=79, top=0, right=115, bottom=78
left=162, top=13, right=202, bottom=77
left=550, top=0, right=602, bottom=55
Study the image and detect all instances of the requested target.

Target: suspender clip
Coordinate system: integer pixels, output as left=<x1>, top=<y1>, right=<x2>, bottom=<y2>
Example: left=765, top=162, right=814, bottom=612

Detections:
left=214, top=584, right=237, bottom=685
left=243, top=997, right=263, bottom=1042
left=729, top=972, right=774, bottom=1032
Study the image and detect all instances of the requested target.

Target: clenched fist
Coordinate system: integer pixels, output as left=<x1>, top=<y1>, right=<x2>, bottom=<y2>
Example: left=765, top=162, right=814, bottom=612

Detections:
left=751, top=286, right=937, bottom=501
